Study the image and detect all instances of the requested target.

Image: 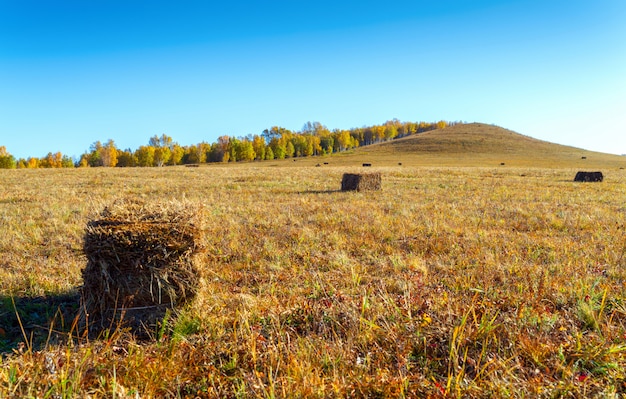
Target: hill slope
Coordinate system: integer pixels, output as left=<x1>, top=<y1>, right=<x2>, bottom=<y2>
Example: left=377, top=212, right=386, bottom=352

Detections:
left=336, top=123, right=626, bottom=168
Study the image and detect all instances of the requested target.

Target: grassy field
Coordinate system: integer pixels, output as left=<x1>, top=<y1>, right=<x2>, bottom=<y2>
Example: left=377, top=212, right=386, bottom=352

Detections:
left=1, top=127, right=626, bottom=398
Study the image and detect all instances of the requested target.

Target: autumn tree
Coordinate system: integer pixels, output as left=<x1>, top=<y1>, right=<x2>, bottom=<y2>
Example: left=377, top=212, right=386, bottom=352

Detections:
left=235, top=138, right=255, bottom=161
left=210, top=136, right=230, bottom=163
left=135, top=145, right=155, bottom=167
left=183, top=143, right=209, bottom=164
left=26, top=157, right=39, bottom=168
left=153, top=146, right=171, bottom=167
left=101, top=139, right=118, bottom=167
left=252, top=135, right=266, bottom=160
left=168, top=144, right=185, bottom=166
left=147, top=134, right=174, bottom=167
left=39, top=152, right=63, bottom=168
left=149, top=134, right=174, bottom=149
left=268, top=137, right=286, bottom=159
left=384, top=119, right=400, bottom=141
left=116, top=149, right=136, bottom=167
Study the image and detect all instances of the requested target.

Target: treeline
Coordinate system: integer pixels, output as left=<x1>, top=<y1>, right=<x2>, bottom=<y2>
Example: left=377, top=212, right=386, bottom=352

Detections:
left=0, top=119, right=456, bottom=169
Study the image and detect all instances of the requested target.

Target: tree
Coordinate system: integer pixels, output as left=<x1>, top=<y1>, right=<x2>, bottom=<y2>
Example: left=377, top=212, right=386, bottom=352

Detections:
left=384, top=120, right=400, bottom=141
left=0, top=146, right=16, bottom=169
left=237, top=138, right=255, bottom=162
left=285, top=141, right=295, bottom=158
left=333, top=129, right=353, bottom=152
left=61, top=155, right=74, bottom=168
left=153, top=146, right=171, bottom=167
left=212, top=136, right=230, bottom=163
left=269, top=137, right=286, bottom=159
left=252, top=135, right=266, bottom=160
left=169, top=144, right=185, bottom=165
left=40, top=152, right=63, bottom=168
left=116, top=149, right=136, bottom=167
left=262, top=126, right=291, bottom=144
left=149, top=134, right=174, bottom=149
left=26, top=157, right=39, bottom=168
left=135, top=145, right=155, bottom=167
left=101, top=139, right=118, bottom=167
left=319, top=134, right=334, bottom=155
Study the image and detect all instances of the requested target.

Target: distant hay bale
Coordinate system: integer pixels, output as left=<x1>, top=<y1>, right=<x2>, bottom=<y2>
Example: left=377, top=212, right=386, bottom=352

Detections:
left=341, top=173, right=382, bottom=192
left=81, top=199, right=204, bottom=332
left=574, top=171, right=603, bottom=182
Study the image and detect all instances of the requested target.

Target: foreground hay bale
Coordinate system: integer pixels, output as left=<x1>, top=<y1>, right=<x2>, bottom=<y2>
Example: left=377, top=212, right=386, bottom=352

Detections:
left=574, top=171, right=603, bottom=182
left=81, top=199, right=204, bottom=332
left=341, top=173, right=382, bottom=192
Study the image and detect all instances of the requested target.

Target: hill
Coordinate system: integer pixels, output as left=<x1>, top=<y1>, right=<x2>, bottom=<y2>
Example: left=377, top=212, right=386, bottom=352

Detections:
left=320, top=123, right=626, bottom=168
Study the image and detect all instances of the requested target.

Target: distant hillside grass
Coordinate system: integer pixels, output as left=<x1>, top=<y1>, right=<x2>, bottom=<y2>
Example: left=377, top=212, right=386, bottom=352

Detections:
left=278, top=123, right=626, bottom=169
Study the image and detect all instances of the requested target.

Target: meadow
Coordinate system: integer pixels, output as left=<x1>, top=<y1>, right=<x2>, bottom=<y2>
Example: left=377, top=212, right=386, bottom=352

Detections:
left=1, top=155, right=626, bottom=397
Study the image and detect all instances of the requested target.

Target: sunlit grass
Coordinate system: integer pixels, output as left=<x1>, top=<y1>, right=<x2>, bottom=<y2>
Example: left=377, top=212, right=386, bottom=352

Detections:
left=1, top=162, right=625, bottom=397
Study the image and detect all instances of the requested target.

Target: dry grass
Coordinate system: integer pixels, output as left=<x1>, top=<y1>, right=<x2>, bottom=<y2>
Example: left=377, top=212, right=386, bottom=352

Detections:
left=350, top=123, right=626, bottom=169
left=1, top=159, right=626, bottom=397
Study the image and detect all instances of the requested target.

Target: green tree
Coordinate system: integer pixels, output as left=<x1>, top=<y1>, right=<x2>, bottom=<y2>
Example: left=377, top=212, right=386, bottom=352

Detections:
left=285, top=140, right=295, bottom=158
left=86, top=141, right=103, bottom=167
left=0, top=146, right=16, bottom=169
left=61, top=155, right=74, bottom=168
left=269, top=137, right=286, bottom=159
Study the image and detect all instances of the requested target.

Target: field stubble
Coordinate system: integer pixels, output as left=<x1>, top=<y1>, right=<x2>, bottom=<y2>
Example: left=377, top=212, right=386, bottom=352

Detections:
left=1, top=165, right=626, bottom=398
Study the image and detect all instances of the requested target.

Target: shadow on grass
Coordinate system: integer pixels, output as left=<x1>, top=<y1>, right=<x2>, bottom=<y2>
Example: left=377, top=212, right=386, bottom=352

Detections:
left=297, top=189, right=343, bottom=195
left=0, top=292, right=81, bottom=356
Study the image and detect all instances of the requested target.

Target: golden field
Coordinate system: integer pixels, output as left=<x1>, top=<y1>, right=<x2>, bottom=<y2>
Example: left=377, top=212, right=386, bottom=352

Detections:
left=1, top=125, right=626, bottom=398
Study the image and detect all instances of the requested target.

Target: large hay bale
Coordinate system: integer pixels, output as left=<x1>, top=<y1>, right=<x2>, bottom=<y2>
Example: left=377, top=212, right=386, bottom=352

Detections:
left=81, top=199, right=204, bottom=331
left=574, top=171, right=603, bottom=182
left=341, top=173, right=382, bottom=192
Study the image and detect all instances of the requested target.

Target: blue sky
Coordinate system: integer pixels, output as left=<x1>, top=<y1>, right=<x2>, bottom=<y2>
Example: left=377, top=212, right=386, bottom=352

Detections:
left=1, top=0, right=625, bottom=159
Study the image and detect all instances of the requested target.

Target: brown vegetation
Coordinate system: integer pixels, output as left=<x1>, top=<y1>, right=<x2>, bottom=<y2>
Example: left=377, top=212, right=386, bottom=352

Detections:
left=1, top=134, right=625, bottom=397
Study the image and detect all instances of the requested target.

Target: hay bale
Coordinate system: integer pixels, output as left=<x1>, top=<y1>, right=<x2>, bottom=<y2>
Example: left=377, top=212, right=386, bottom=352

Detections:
left=81, top=199, right=204, bottom=332
left=341, top=173, right=382, bottom=192
left=574, top=171, right=603, bottom=182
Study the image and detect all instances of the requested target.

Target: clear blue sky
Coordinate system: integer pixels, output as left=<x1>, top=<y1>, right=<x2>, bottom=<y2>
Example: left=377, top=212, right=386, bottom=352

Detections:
left=1, top=0, right=625, bottom=159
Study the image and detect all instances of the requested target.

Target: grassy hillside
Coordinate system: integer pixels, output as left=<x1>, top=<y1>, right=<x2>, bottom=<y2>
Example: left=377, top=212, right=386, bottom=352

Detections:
left=301, top=123, right=626, bottom=169
left=1, top=164, right=625, bottom=397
